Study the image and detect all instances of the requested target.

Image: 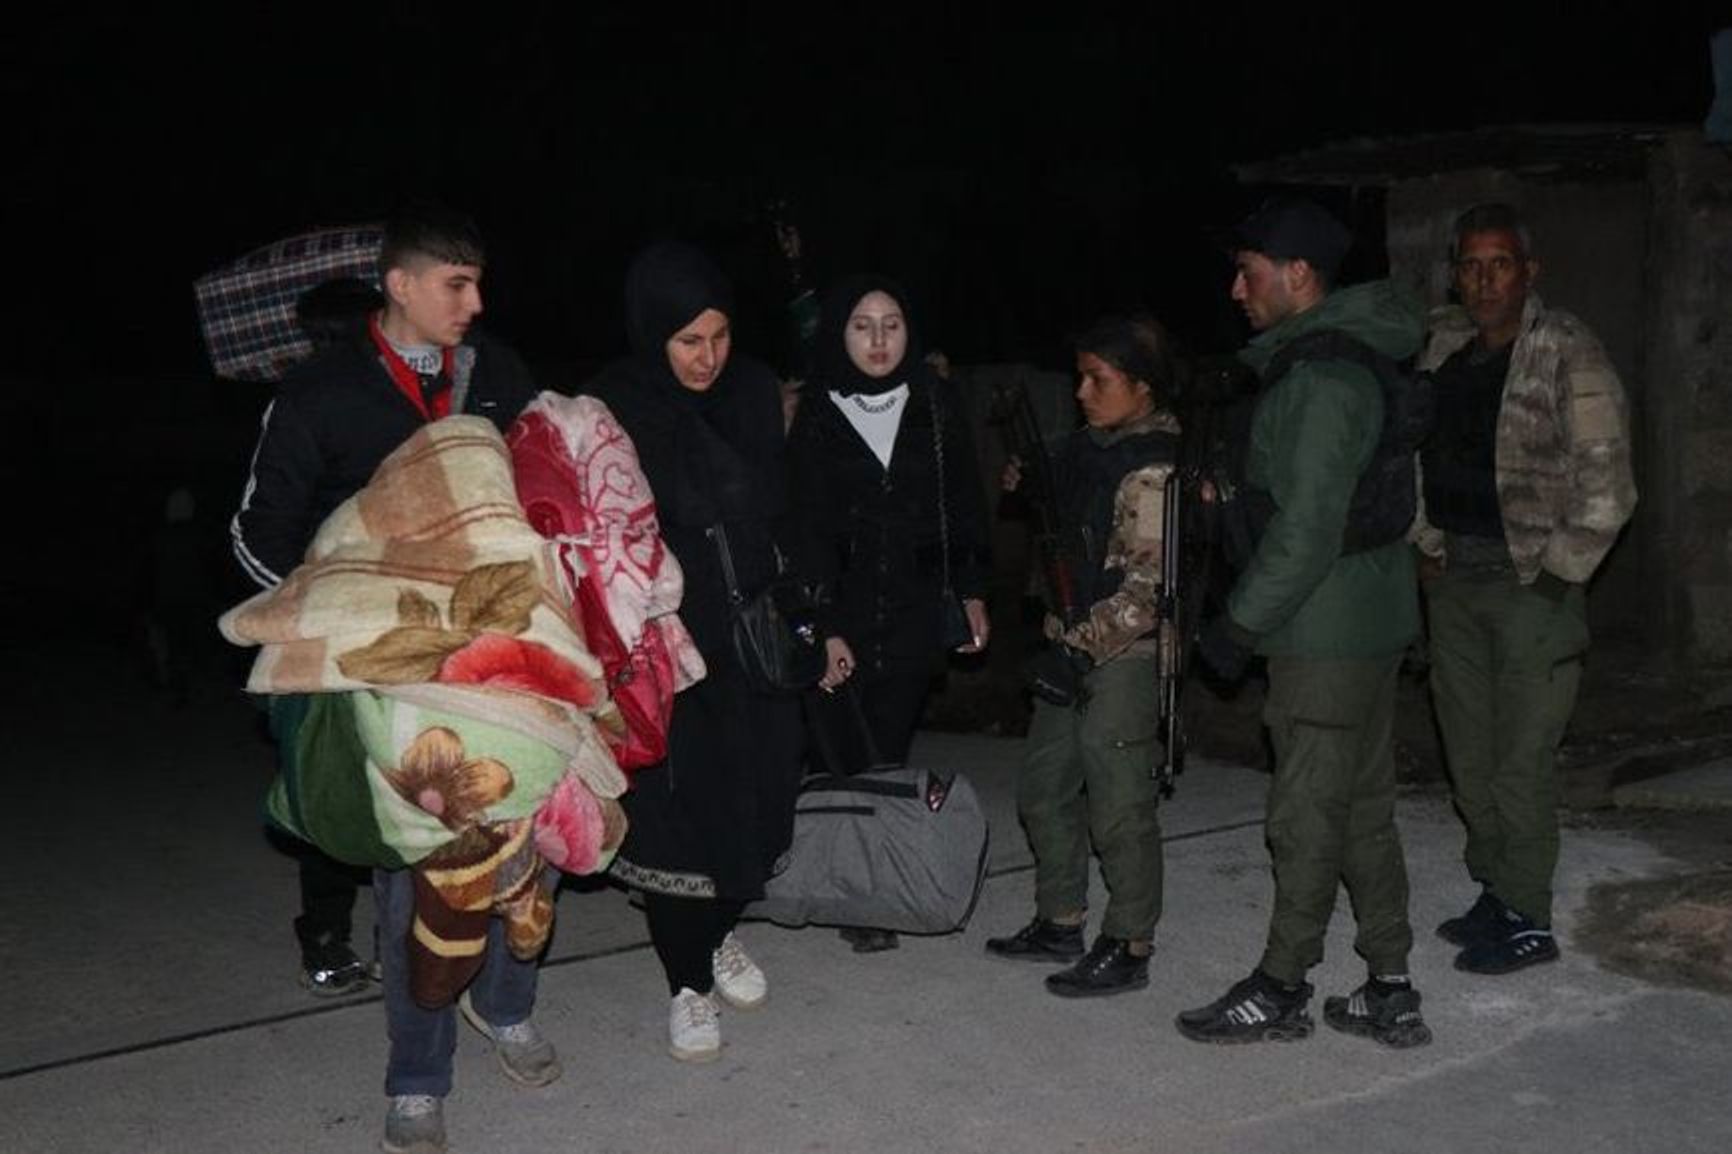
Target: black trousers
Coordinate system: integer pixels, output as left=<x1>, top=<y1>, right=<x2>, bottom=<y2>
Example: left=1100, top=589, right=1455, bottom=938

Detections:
left=292, top=842, right=365, bottom=952
left=803, top=665, right=932, bottom=775
left=644, top=894, right=745, bottom=995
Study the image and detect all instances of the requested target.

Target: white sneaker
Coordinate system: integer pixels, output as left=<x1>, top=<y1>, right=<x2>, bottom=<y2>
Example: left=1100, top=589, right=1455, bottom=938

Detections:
left=668, top=987, right=721, bottom=1062
left=711, top=932, right=768, bottom=1010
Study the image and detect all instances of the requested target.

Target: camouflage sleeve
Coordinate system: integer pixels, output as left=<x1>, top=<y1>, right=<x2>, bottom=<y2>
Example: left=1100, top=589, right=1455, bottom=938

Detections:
left=1060, top=462, right=1172, bottom=663
left=1545, top=325, right=1638, bottom=582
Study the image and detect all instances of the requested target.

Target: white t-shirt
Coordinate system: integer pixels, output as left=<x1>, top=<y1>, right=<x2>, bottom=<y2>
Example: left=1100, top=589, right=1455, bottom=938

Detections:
left=828, top=384, right=910, bottom=469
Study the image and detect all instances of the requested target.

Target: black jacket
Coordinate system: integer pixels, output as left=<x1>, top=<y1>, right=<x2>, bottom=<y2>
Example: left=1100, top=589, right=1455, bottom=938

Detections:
left=587, top=350, right=806, bottom=899
left=589, top=352, right=794, bottom=665
left=231, top=329, right=539, bottom=587
left=788, top=375, right=991, bottom=670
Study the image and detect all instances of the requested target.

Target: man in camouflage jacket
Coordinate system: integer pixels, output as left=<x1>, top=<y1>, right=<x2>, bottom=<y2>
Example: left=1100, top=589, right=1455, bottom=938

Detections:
left=1415, top=202, right=1637, bottom=975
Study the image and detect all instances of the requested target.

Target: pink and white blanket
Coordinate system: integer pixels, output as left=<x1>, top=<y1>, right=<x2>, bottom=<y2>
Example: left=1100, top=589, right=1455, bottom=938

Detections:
left=508, top=393, right=704, bottom=769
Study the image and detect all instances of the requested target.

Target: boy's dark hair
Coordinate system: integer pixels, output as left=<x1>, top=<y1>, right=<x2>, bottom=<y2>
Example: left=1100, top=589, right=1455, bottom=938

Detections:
left=296, top=277, right=385, bottom=350
left=379, top=202, right=486, bottom=273
left=1074, top=313, right=1178, bottom=406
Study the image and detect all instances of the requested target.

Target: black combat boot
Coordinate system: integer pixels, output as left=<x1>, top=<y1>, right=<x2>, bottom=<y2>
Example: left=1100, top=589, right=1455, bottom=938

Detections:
left=984, top=917, right=1085, bottom=963
left=1044, top=936, right=1150, bottom=997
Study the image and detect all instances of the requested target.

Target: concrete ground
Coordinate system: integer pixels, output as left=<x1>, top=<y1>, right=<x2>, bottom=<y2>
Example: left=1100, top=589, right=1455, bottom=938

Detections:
left=4, top=641, right=1730, bottom=1154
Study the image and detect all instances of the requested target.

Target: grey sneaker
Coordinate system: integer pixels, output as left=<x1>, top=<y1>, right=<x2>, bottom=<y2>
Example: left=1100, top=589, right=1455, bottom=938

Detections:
left=458, top=991, right=562, bottom=1087
left=381, top=1095, right=445, bottom=1154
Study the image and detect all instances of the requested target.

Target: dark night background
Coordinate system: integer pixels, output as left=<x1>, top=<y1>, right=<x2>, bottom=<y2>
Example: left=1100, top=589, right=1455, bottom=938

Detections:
left=1, top=3, right=1722, bottom=629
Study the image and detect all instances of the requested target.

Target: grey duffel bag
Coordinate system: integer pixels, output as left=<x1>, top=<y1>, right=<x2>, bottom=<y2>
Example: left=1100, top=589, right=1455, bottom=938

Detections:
left=746, top=768, right=990, bottom=935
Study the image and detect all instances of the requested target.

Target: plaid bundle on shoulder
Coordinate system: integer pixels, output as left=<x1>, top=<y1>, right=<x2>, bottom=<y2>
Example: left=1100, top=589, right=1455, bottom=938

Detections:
left=194, top=225, right=382, bottom=382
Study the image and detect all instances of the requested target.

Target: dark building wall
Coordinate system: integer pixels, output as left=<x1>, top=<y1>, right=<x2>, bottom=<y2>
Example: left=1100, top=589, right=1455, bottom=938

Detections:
left=1646, top=135, right=1732, bottom=663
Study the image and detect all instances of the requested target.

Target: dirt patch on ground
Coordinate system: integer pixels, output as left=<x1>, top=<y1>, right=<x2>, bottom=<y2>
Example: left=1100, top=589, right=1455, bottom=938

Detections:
left=1577, top=870, right=1732, bottom=995
left=1569, top=807, right=1732, bottom=996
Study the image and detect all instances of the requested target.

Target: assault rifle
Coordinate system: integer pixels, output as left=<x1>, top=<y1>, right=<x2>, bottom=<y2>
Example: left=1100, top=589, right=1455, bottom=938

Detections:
left=989, top=378, right=1080, bottom=628
left=1155, top=467, right=1189, bottom=797
left=1153, top=365, right=1231, bottom=797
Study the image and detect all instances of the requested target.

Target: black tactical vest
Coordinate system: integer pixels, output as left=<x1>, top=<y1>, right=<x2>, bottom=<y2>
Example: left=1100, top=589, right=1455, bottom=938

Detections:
left=1052, top=423, right=1179, bottom=614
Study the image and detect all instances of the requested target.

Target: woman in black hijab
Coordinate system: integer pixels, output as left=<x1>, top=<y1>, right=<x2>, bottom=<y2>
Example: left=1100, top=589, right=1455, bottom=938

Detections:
left=787, top=275, right=993, bottom=951
left=586, top=241, right=804, bottom=1063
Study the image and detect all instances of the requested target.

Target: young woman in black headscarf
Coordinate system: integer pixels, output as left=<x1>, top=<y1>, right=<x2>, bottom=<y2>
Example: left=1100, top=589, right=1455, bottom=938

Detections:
left=786, top=275, right=993, bottom=952
left=585, top=241, right=805, bottom=1063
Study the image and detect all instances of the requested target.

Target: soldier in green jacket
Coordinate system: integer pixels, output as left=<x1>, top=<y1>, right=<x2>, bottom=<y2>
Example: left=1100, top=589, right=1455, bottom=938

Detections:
left=1179, top=198, right=1433, bottom=1049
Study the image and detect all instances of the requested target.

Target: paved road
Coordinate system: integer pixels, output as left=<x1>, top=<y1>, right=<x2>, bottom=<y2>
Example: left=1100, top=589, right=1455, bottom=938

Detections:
left=3, top=657, right=1727, bottom=1153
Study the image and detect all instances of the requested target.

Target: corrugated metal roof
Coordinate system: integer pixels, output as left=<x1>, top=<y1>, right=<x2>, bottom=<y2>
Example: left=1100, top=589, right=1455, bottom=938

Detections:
left=1235, top=123, right=1678, bottom=187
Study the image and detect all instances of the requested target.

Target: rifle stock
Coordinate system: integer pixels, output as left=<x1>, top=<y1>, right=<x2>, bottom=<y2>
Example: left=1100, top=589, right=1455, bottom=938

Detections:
left=990, top=379, right=1079, bottom=626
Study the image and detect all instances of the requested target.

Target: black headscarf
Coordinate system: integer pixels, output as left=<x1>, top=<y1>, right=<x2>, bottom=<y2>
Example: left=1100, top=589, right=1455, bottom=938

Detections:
left=813, top=274, right=927, bottom=397
left=624, top=240, right=736, bottom=360
left=592, top=241, right=779, bottom=529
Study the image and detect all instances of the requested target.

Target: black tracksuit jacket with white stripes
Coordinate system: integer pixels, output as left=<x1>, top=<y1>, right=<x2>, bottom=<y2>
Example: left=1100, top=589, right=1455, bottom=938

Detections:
left=230, top=330, right=539, bottom=588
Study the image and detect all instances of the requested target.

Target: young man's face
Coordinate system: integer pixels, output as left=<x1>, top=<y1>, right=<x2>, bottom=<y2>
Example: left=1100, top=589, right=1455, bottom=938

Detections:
left=1453, top=228, right=1537, bottom=347
left=1230, top=250, right=1300, bottom=331
left=387, top=259, right=484, bottom=348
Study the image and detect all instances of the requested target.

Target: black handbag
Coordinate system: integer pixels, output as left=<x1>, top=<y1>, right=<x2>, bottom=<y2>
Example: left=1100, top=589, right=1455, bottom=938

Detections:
left=711, top=523, right=826, bottom=694
left=930, top=388, right=975, bottom=651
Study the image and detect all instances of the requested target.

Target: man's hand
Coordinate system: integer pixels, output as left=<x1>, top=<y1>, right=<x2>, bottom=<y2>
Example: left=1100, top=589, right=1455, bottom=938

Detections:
left=1531, top=571, right=1576, bottom=604
left=1196, top=615, right=1256, bottom=682
left=1001, top=455, right=1023, bottom=493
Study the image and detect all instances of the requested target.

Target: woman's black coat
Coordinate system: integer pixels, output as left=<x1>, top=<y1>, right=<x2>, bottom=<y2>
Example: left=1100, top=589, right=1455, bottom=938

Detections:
left=588, top=352, right=804, bottom=901
left=788, top=373, right=992, bottom=678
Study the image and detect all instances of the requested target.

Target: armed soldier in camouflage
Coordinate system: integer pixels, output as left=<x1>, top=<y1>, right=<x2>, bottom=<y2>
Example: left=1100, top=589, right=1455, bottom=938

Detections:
left=1416, top=203, right=1637, bottom=975
left=985, top=315, right=1180, bottom=998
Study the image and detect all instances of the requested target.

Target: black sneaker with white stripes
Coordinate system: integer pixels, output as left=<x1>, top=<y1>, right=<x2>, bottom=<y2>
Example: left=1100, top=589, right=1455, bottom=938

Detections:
left=1454, top=910, right=1560, bottom=975
left=1436, top=889, right=1508, bottom=947
left=1175, top=970, right=1314, bottom=1044
left=1323, top=979, right=1433, bottom=1048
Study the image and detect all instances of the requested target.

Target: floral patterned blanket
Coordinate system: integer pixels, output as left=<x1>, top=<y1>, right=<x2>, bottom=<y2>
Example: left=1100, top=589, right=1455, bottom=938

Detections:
left=220, top=416, right=629, bottom=1006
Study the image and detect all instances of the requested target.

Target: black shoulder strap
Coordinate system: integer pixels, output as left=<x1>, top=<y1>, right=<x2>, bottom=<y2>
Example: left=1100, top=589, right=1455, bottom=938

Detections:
left=1261, top=328, right=1396, bottom=388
